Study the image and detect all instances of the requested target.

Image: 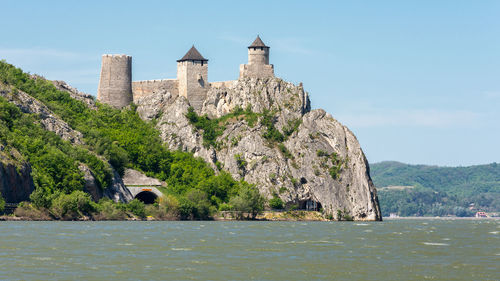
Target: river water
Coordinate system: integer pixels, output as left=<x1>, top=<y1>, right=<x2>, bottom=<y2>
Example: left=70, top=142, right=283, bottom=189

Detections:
left=0, top=219, right=498, bottom=280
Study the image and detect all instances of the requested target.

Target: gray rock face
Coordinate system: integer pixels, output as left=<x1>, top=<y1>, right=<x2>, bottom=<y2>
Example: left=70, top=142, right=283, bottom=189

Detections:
left=103, top=170, right=134, bottom=203
left=78, top=164, right=133, bottom=203
left=122, top=168, right=163, bottom=187
left=51, top=80, right=97, bottom=110
left=0, top=84, right=83, bottom=144
left=0, top=146, right=35, bottom=203
left=136, top=77, right=381, bottom=220
left=79, top=164, right=103, bottom=202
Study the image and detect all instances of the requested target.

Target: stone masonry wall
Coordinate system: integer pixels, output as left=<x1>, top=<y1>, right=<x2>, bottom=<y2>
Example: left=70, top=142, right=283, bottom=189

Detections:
left=132, top=79, right=178, bottom=102
left=239, top=64, right=274, bottom=79
left=177, top=61, right=208, bottom=112
left=97, top=55, right=133, bottom=108
left=210, top=80, right=237, bottom=89
left=248, top=47, right=269, bottom=65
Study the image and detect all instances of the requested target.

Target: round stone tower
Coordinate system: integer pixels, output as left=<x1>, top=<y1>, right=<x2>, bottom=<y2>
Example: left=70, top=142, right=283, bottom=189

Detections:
left=239, top=36, right=274, bottom=79
left=97, top=54, right=133, bottom=108
left=248, top=35, right=270, bottom=65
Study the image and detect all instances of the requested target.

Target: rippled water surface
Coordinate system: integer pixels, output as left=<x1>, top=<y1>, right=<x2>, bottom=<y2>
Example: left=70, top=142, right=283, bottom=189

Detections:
left=0, top=219, right=499, bottom=280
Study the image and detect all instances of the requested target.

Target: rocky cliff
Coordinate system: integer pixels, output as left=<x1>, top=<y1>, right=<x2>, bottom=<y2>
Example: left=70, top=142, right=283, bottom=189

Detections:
left=0, top=145, right=34, bottom=203
left=135, top=77, right=382, bottom=220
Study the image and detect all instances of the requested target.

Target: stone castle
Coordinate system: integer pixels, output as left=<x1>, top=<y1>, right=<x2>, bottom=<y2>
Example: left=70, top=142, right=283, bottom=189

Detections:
left=97, top=36, right=274, bottom=111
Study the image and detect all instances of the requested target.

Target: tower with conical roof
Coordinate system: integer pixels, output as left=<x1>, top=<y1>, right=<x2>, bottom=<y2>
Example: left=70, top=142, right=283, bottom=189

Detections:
left=239, top=36, right=274, bottom=79
left=177, top=45, right=208, bottom=111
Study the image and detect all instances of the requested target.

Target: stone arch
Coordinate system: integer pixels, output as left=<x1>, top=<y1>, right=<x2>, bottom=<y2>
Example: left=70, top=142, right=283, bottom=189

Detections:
left=134, top=191, right=158, bottom=204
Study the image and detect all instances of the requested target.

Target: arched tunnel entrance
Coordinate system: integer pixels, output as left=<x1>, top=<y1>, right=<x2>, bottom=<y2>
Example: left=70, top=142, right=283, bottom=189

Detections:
left=298, top=199, right=322, bottom=211
left=134, top=191, right=158, bottom=204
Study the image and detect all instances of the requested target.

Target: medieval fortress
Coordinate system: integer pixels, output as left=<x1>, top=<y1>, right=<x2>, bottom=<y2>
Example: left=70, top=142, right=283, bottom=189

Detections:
left=97, top=36, right=274, bottom=111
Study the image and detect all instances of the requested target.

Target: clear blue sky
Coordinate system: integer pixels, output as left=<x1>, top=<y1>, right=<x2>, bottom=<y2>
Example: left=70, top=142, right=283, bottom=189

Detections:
left=1, top=0, right=498, bottom=166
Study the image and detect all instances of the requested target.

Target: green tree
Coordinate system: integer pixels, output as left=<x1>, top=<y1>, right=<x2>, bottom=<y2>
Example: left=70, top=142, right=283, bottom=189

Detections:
left=230, top=183, right=265, bottom=219
left=269, top=196, right=284, bottom=209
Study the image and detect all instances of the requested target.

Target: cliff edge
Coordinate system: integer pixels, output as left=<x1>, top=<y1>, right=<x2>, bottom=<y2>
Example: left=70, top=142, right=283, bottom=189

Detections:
left=136, top=77, right=382, bottom=220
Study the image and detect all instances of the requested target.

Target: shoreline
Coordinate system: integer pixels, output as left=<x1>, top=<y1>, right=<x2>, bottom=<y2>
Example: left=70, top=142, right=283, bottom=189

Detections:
left=0, top=210, right=369, bottom=222
left=383, top=216, right=499, bottom=220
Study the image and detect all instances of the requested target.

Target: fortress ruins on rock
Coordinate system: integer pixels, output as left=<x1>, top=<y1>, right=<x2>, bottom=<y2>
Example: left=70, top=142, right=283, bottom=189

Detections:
left=97, top=36, right=274, bottom=111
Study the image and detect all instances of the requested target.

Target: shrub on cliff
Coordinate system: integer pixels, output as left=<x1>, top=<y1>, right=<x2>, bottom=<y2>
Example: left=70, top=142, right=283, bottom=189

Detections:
left=269, top=196, right=284, bottom=210
left=230, top=183, right=265, bottom=219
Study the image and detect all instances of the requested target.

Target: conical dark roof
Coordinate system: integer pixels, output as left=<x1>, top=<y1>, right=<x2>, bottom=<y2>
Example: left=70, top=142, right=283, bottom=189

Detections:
left=248, top=35, right=269, bottom=48
left=177, top=45, right=208, bottom=62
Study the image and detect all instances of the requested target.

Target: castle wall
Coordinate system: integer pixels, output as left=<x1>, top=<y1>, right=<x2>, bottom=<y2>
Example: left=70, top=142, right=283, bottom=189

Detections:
left=210, top=80, right=237, bottom=89
left=177, top=61, right=208, bottom=112
left=239, top=64, right=274, bottom=79
left=132, top=79, right=178, bottom=101
left=97, top=55, right=133, bottom=108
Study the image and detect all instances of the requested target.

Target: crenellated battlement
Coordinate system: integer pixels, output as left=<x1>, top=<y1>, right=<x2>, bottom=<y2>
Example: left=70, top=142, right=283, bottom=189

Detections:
left=102, top=54, right=131, bottom=58
left=97, top=36, right=274, bottom=112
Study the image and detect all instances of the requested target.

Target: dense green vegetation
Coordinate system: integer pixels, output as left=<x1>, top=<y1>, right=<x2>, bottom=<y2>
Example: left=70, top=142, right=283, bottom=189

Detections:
left=371, top=161, right=500, bottom=217
left=0, top=96, right=112, bottom=207
left=269, top=196, right=284, bottom=210
left=186, top=106, right=301, bottom=149
left=186, top=105, right=260, bottom=148
left=0, top=60, right=266, bottom=220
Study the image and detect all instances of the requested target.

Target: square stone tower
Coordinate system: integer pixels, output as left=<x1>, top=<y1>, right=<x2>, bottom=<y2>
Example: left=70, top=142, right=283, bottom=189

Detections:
left=177, top=46, right=208, bottom=112
left=239, top=36, right=274, bottom=79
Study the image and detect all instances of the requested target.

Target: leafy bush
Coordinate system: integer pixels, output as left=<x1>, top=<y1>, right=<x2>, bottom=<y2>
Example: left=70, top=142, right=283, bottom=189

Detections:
left=278, top=143, right=293, bottom=159
left=49, top=191, right=97, bottom=220
left=230, top=183, right=265, bottom=219
left=234, top=154, right=247, bottom=170
left=337, top=208, right=353, bottom=221
left=261, top=109, right=284, bottom=143
left=283, top=118, right=302, bottom=137
left=95, top=198, right=128, bottom=220
left=121, top=199, right=146, bottom=218
left=186, top=107, right=225, bottom=148
left=218, top=202, right=232, bottom=211
left=269, top=196, right=284, bottom=210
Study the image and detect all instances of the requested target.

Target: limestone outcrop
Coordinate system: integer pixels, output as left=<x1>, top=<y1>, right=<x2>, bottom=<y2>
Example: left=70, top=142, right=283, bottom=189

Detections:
left=136, top=77, right=382, bottom=220
left=0, top=146, right=35, bottom=203
left=0, top=83, right=84, bottom=145
left=52, top=80, right=97, bottom=110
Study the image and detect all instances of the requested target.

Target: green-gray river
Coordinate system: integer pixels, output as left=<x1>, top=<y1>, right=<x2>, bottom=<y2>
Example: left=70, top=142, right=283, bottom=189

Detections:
left=0, top=219, right=498, bottom=280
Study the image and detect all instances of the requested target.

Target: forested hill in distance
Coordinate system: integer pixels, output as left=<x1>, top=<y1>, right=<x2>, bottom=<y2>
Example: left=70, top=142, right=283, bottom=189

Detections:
left=370, top=161, right=500, bottom=217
